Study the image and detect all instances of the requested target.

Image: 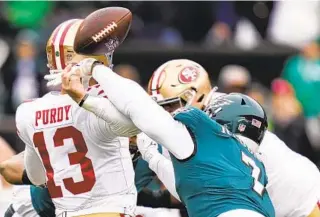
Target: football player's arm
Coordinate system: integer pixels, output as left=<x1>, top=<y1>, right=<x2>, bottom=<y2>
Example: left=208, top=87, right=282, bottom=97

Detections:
left=0, top=151, right=24, bottom=185
left=137, top=133, right=180, bottom=201
left=23, top=144, right=46, bottom=186
left=148, top=152, right=180, bottom=201
left=91, top=65, right=195, bottom=160
left=83, top=96, right=140, bottom=137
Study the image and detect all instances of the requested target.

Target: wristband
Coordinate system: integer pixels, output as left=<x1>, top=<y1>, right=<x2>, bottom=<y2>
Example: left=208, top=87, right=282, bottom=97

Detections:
left=79, top=94, right=89, bottom=107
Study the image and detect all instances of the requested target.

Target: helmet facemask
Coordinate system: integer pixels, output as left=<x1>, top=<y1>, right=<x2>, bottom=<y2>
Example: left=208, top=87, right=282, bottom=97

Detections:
left=154, top=88, right=199, bottom=113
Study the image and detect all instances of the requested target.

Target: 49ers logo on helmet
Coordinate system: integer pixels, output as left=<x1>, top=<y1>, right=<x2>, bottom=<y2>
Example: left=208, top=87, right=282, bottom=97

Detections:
left=178, top=67, right=199, bottom=84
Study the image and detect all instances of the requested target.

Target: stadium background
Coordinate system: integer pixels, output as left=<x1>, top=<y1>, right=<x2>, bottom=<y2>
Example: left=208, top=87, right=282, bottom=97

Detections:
left=0, top=1, right=320, bottom=216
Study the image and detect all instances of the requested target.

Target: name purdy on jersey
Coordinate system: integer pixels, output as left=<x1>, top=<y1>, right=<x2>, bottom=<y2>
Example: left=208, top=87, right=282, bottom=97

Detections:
left=16, top=85, right=138, bottom=217
left=34, top=105, right=72, bottom=128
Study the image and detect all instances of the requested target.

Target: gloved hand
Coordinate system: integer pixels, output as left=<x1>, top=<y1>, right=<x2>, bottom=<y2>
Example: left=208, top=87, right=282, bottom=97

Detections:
left=44, top=58, right=101, bottom=87
left=136, top=133, right=159, bottom=163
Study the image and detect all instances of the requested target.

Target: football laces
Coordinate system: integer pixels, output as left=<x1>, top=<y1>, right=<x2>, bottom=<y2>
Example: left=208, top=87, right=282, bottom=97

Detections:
left=92, top=22, right=118, bottom=43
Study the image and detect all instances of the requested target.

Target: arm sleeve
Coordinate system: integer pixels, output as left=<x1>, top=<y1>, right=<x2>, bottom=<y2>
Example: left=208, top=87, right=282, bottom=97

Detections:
left=148, top=152, right=180, bottom=201
left=92, top=65, right=194, bottom=160
left=24, top=143, right=46, bottom=186
left=83, top=95, right=140, bottom=138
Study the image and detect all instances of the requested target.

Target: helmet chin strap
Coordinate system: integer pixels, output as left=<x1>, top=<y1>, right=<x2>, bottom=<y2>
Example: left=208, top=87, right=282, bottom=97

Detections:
left=236, top=134, right=259, bottom=153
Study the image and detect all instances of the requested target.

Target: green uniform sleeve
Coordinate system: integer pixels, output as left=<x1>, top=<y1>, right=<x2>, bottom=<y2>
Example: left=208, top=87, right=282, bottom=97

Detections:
left=173, top=107, right=223, bottom=134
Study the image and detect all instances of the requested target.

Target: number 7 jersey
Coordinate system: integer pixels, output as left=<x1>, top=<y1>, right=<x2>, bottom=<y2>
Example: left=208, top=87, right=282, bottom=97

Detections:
left=170, top=107, right=275, bottom=217
left=15, top=90, right=138, bottom=217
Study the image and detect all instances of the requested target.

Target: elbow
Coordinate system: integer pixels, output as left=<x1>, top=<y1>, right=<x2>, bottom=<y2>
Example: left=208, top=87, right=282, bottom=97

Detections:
left=0, top=161, right=23, bottom=185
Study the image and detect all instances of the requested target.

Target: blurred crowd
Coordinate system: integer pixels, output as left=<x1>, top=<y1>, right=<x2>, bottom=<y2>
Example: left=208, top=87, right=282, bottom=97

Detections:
left=1, top=1, right=320, bottom=216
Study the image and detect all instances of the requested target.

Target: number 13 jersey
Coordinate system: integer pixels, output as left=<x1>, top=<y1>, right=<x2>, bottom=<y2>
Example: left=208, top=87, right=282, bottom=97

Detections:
left=15, top=88, right=139, bottom=217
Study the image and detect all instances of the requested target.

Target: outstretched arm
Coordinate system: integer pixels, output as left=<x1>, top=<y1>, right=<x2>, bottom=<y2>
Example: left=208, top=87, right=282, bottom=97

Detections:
left=91, top=64, right=195, bottom=160
left=83, top=95, right=140, bottom=138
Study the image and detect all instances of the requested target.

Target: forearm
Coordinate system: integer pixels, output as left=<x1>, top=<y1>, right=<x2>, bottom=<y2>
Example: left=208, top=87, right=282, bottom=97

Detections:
left=82, top=96, right=140, bottom=137
left=148, top=151, right=180, bottom=201
left=0, top=152, right=24, bottom=184
left=92, top=65, right=194, bottom=159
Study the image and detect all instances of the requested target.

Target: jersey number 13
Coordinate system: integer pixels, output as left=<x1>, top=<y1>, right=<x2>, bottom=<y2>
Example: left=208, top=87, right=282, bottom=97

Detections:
left=33, top=126, right=96, bottom=198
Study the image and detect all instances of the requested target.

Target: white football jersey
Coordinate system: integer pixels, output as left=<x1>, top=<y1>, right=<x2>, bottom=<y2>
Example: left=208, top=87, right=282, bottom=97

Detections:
left=259, top=131, right=320, bottom=217
left=16, top=87, right=138, bottom=217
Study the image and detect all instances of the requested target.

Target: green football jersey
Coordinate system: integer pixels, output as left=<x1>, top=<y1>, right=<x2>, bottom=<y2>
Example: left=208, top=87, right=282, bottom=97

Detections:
left=170, top=107, right=275, bottom=217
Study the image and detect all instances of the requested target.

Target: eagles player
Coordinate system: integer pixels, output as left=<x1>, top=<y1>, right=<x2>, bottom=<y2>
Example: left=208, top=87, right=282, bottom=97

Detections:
left=53, top=57, right=320, bottom=217
left=55, top=58, right=275, bottom=217
left=138, top=59, right=320, bottom=217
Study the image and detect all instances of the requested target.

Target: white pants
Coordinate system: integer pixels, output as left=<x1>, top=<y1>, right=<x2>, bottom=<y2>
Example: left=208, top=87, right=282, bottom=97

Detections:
left=218, top=209, right=265, bottom=217
left=11, top=186, right=39, bottom=217
left=135, top=206, right=181, bottom=217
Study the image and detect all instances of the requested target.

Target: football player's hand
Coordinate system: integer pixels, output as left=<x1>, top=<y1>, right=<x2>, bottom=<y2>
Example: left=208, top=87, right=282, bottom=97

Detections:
left=137, top=133, right=159, bottom=162
left=72, top=57, right=100, bottom=77
left=61, top=65, right=86, bottom=104
left=45, top=58, right=101, bottom=87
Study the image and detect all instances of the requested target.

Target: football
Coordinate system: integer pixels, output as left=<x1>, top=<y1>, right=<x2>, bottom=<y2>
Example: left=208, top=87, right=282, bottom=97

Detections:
left=74, top=7, right=132, bottom=55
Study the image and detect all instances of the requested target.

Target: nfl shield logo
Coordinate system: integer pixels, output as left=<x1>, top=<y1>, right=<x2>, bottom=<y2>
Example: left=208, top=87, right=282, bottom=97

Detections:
left=238, top=123, right=246, bottom=132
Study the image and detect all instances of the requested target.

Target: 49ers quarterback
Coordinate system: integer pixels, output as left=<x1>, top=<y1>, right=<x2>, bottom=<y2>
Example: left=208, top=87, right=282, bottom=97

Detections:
left=15, top=19, right=139, bottom=217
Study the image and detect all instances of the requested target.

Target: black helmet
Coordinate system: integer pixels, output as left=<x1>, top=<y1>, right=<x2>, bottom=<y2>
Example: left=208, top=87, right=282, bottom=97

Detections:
left=204, top=93, right=268, bottom=144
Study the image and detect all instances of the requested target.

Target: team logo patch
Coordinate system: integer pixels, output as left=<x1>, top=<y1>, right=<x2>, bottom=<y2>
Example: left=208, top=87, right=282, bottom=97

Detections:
left=252, top=119, right=262, bottom=128
left=178, top=67, right=199, bottom=84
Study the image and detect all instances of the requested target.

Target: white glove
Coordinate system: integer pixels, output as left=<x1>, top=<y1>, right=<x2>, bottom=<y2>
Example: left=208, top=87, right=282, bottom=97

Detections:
left=44, top=58, right=100, bottom=87
left=136, top=133, right=159, bottom=162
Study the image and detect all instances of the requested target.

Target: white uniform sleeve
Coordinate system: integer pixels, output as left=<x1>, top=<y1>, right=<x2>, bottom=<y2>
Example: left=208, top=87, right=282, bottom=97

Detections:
left=83, top=96, right=140, bottom=137
left=148, top=152, right=181, bottom=201
left=24, top=145, right=46, bottom=185
left=16, top=103, right=46, bottom=186
left=92, top=65, right=194, bottom=160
